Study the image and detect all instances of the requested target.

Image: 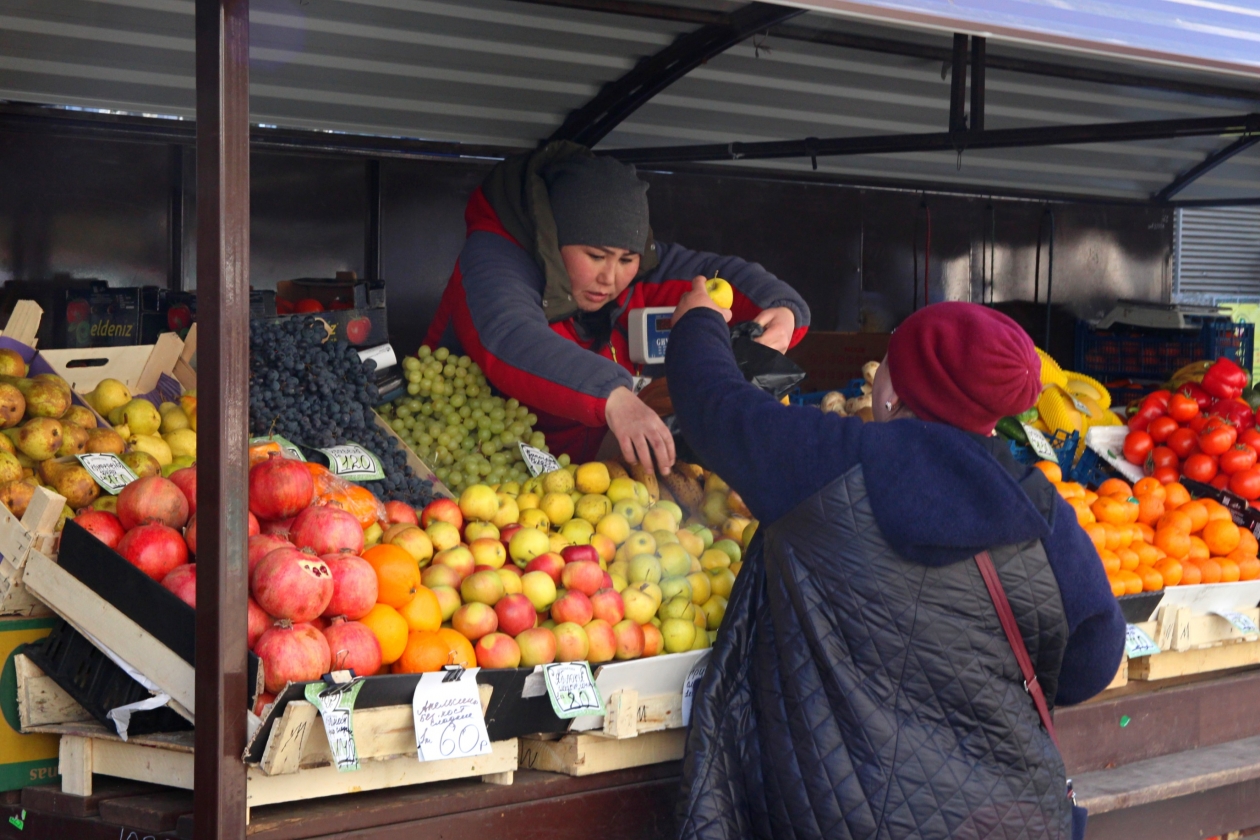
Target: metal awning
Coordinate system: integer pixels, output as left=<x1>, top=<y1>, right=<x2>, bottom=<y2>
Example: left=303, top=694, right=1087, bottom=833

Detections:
left=0, top=0, right=1258, bottom=203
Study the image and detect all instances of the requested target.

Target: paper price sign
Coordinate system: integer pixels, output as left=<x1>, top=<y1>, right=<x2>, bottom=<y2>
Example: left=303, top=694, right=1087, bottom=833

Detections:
left=250, top=435, right=305, bottom=462
left=304, top=678, right=365, bottom=772
left=75, top=454, right=139, bottom=495
left=1214, top=611, right=1260, bottom=636
left=681, top=661, right=707, bottom=727
left=412, top=668, right=491, bottom=763
left=1124, top=624, right=1161, bottom=659
left=1021, top=425, right=1059, bottom=462
left=317, top=443, right=385, bottom=482
left=519, top=443, right=562, bottom=477
left=543, top=661, right=605, bottom=719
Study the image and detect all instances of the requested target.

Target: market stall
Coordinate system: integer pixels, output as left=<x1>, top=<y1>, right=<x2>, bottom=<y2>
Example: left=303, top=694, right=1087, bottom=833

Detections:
left=0, top=1, right=1259, bottom=838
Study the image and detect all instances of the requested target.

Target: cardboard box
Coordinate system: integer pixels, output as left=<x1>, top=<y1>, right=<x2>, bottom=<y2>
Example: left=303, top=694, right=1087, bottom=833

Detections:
left=64, top=286, right=170, bottom=348
left=0, top=277, right=108, bottom=349
left=787, top=331, right=890, bottom=393
left=0, top=616, right=61, bottom=790
left=272, top=274, right=388, bottom=348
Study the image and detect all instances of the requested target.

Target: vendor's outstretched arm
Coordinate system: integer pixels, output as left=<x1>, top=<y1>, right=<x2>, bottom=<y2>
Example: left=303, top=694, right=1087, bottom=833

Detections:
left=665, top=307, right=861, bottom=525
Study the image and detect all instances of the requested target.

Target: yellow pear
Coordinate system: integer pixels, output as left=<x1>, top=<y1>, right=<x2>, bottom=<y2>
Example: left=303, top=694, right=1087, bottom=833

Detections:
left=88, top=379, right=132, bottom=417
left=163, top=428, right=197, bottom=459
left=160, top=407, right=190, bottom=434
left=120, top=399, right=161, bottom=436
left=129, top=433, right=172, bottom=466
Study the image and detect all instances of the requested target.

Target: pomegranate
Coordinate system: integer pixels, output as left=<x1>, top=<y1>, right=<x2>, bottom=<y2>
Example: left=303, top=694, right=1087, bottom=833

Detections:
left=251, top=546, right=333, bottom=623
left=117, top=476, right=190, bottom=531
left=259, top=517, right=295, bottom=537
left=248, top=455, right=314, bottom=521
left=248, top=534, right=292, bottom=575
left=74, top=510, right=125, bottom=550
left=185, top=514, right=197, bottom=555
left=248, top=511, right=260, bottom=537
left=384, top=500, right=418, bottom=526
left=247, top=597, right=271, bottom=649
left=252, top=691, right=276, bottom=717
left=169, top=466, right=196, bottom=516
left=322, top=617, right=382, bottom=677
left=254, top=621, right=331, bottom=693
left=290, top=505, right=364, bottom=556
left=321, top=552, right=378, bottom=620
left=118, top=523, right=189, bottom=582
left=308, top=615, right=329, bottom=632
left=161, top=564, right=196, bottom=608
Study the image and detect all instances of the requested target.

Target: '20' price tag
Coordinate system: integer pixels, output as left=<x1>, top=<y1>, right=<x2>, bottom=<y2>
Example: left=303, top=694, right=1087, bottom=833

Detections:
left=317, top=443, right=385, bottom=482
left=543, top=662, right=605, bottom=719
left=75, top=454, right=139, bottom=495
left=412, top=668, right=491, bottom=763
left=1021, top=425, right=1059, bottom=462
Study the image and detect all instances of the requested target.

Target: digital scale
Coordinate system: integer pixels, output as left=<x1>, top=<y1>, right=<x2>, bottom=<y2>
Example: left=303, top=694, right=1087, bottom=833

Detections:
left=628, top=307, right=675, bottom=364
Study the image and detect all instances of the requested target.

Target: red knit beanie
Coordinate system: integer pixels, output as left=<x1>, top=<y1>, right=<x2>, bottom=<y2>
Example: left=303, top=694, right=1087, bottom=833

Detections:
left=886, top=302, right=1041, bottom=435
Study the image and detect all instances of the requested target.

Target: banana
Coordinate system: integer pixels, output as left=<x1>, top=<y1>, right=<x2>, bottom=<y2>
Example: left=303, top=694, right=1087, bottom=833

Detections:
left=628, top=461, right=660, bottom=504
left=660, top=467, right=704, bottom=518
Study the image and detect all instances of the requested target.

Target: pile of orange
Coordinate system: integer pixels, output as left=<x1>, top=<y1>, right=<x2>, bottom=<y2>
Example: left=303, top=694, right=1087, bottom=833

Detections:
left=1035, top=461, right=1260, bottom=597
left=358, top=543, right=462, bottom=674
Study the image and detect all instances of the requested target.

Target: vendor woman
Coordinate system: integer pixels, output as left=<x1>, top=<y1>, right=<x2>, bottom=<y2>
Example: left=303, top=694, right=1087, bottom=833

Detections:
left=423, top=142, right=811, bottom=472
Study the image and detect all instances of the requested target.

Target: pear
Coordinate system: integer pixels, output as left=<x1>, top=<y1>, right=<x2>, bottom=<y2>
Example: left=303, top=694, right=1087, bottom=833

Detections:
left=0, top=452, right=23, bottom=486
left=87, top=378, right=132, bottom=417
left=121, top=451, right=161, bottom=479
left=34, top=374, right=71, bottom=401
left=0, top=479, right=35, bottom=518
left=37, top=458, right=65, bottom=486
left=14, top=418, right=62, bottom=461
left=0, top=432, right=15, bottom=457
left=160, top=407, right=190, bottom=434
left=108, top=404, right=126, bottom=426
left=162, top=455, right=195, bottom=477
left=0, top=378, right=68, bottom=419
left=129, top=433, right=172, bottom=466
left=56, top=505, right=73, bottom=531
left=61, top=405, right=97, bottom=429
left=120, top=399, right=161, bottom=436
left=84, top=428, right=126, bottom=455
left=0, top=349, right=26, bottom=378
left=56, top=423, right=89, bottom=457
left=158, top=401, right=179, bottom=415
left=51, top=464, right=99, bottom=510
left=112, top=424, right=130, bottom=440
left=92, top=495, right=118, bottom=514
left=163, top=428, right=196, bottom=460
left=0, top=383, right=24, bottom=429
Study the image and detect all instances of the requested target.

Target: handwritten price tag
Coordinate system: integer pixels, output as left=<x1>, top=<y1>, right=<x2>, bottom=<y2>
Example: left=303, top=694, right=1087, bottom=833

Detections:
left=519, top=443, right=562, bottom=478
left=75, top=454, right=139, bottom=495
left=543, top=661, right=605, bottom=719
left=1214, top=611, right=1260, bottom=636
left=304, top=678, right=365, bottom=772
left=250, top=435, right=305, bottom=462
left=412, top=668, right=491, bottom=763
left=1021, top=425, right=1059, bottom=462
left=681, top=661, right=706, bottom=727
left=317, top=443, right=385, bottom=482
left=1124, top=624, right=1161, bottom=659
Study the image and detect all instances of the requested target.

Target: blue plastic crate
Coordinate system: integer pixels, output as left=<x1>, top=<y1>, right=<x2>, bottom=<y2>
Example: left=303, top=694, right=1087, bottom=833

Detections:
left=790, top=378, right=867, bottom=406
left=1007, top=429, right=1117, bottom=489
left=1074, top=319, right=1254, bottom=384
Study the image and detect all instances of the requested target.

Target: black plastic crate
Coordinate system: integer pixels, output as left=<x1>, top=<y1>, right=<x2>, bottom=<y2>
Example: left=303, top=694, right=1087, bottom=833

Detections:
left=1075, top=319, right=1254, bottom=384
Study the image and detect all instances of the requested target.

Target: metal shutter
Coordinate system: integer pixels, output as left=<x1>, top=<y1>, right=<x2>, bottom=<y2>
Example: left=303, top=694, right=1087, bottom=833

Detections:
left=1174, top=207, right=1260, bottom=301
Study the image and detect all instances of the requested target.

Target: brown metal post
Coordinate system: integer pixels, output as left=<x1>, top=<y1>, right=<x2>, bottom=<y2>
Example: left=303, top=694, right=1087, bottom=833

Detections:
left=194, top=1, right=250, bottom=838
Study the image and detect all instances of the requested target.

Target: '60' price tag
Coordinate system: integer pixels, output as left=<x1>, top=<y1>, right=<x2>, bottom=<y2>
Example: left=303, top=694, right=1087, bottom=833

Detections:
left=411, top=668, right=491, bottom=763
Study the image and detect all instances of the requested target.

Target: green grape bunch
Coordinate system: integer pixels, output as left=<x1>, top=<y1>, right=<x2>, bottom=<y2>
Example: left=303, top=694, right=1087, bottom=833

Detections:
left=376, top=345, right=550, bottom=494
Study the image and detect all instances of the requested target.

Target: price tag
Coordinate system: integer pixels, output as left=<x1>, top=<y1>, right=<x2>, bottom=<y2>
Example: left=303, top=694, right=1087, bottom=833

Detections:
left=543, top=661, right=605, bottom=718
left=316, top=443, right=385, bottom=482
left=250, top=435, right=305, bottom=462
left=304, top=677, right=365, bottom=772
left=681, top=661, right=706, bottom=727
left=75, top=454, right=139, bottom=495
left=411, top=667, right=491, bottom=763
left=519, top=443, right=562, bottom=478
left=1124, top=624, right=1161, bottom=659
left=1021, top=424, right=1059, bottom=462
left=1068, top=394, right=1091, bottom=415
left=1213, top=611, right=1260, bottom=636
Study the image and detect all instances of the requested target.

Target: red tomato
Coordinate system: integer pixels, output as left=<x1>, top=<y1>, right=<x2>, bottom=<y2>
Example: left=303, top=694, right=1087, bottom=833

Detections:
left=1241, top=428, right=1260, bottom=451
left=1128, top=403, right=1164, bottom=432
left=1219, top=444, right=1258, bottom=476
left=1183, top=453, right=1220, bottom=483
left=1231, top=467, right=1260, bottom=501
left=1189, top=415, right=1211, bottom=433
left=1199, top=424, right=1238, bottom=456
left=1123, top=431, right=1154, bottom=465
left=1143, top=390, right=1172, bottom=412
left=1167, top=393, right=1201, bottom=423
left=294, top=298, right=325, bottom=314
left=1154, top=466, right=1181, bottom=485
left=1212, top=474, right=1231, bottom=490
left=1167, top=427, right=1200, bottom=460
left=1148, top=446, right=1179, bottom=472
left=1147, top=416, right=1180, bottom=444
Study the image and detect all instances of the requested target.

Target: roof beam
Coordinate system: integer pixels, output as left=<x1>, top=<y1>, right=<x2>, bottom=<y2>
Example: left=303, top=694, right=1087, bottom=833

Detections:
left=608, top=114, right=1260, bottom=165
left=548, top=1, right=803, bottom=147
left=1153, top=134, right=1260, bottom=202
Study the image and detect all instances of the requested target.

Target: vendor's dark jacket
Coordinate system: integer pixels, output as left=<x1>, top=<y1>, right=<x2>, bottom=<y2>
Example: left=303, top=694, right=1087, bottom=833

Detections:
left=423, top=142, right=810, bottom=462
left=666, top=309, right=1125, bottom=840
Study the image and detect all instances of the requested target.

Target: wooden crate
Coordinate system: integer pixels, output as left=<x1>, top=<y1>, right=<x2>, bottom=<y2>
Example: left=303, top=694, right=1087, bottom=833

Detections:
left=1128, top=604, right=1260, bottom=681
left=519, top=729, right=686, bottom=777
left=0, top=486, right=67, bottom=617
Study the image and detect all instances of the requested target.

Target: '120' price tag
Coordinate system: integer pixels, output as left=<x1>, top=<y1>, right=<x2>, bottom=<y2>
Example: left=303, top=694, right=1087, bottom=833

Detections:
left=76, top=454, right=139, bottom=495
left=543, top=661, right=605, bottom=719
left=317, top=443, right=385, bottom=482
left=519, top=443, right=562, bottom=478
left=412, top=667, right=491, bottom=763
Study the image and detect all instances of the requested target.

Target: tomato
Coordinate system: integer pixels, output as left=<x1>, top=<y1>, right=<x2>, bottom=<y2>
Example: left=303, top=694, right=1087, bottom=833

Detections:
left=1212, top=473, right=1231, bottom=490
left=1167, top=427, right=1200, bottom=460
left=1167, top=393, right=1201, bottom=423
left=1123, top=431, right=1154, bottom=465
left=1219, top=444, right=1258, bottom=475
left=1128, top=403, right=1165, bottom=432
left=1189, top=415, right=1211, bottom=433
left=1231, top=467, right=1260, bottom=501
left=1154, top=466, right=1181, bottom=485
left=1147, top=416, right=1180, bottom=444
left=1183, top=453, right=1220, bottom=483
left=1143, top=390, right=1172, bottom=413
left=1148, top=446, right=1179, bottom=472
left=1199, top=424, right=1238, bottom=456
left=1241, top=428, right=1260, bottom=451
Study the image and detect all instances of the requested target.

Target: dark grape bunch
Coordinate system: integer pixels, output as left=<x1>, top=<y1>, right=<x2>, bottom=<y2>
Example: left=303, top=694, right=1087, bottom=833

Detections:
left=248, top=316, right=435, bottom=508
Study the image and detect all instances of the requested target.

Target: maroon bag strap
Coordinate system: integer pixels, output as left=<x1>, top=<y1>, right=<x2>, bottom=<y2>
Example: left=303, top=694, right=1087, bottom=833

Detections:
left=974, top=550, right=1060, bottom=750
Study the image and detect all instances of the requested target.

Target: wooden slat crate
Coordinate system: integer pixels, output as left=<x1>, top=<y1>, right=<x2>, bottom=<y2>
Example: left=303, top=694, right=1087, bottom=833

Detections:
left=1128, top=604, right=1260, bottom=681
left=0, top=486, right=67, bottom=617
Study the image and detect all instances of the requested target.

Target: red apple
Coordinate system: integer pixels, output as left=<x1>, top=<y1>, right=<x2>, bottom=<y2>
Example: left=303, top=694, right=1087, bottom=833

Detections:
left=551, top=590, right=593, bottom=626
left=584, top=618, right=616, bottom=663
left=612, top=619, right=645, bottom=660
left=589, top=588, right=625, bottom=625
left=523, top=552, right=565, bottom=584
left=641, top=623, right=663, bottom=657
left=452, top=602, right=498, bottom=641
left=495, top=593, right=538, bottom=637
left=432, top=545, right=475, bottom=581
left=560, top=560, right=604, bottom=597
left=474, top=632, right=521, bottom=669
left=561, top=544, right=600, bottom=565
left=553, top=622, right=589, bottom=662
left=516, top=626, right=557, bottom=666
left=498, top=523, right=522, bottom=546
left=421, top=498, right=463, bottom=531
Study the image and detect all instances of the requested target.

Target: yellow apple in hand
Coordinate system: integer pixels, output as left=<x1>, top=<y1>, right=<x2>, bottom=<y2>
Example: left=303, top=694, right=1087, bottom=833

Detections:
left=705, top=277, right=734, bottom=309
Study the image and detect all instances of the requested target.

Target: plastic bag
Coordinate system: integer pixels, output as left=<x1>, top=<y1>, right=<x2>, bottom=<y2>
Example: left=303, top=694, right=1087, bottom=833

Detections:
left=305, top=462, right=387, bottom=528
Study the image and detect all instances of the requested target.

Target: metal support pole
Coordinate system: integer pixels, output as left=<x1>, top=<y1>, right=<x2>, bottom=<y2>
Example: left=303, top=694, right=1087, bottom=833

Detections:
left=949, top=34, right=968, bottom=137
left=970, top=37, right=986, bottom=135
left=194, top=1, right=250, bottom=838
left=168, top=145, right=184, bottom=291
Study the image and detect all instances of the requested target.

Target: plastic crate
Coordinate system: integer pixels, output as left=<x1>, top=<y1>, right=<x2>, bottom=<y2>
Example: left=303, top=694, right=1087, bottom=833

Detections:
left=1074, top=319, right=1255, bottom=383
left=789, top=378, right=867, bottom=406
left=1007, top=429, right=1117, bottom=489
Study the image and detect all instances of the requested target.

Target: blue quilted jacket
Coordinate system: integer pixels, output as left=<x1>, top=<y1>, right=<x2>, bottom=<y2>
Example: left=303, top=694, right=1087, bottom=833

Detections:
left=666, top=310, right=1126, bottom=840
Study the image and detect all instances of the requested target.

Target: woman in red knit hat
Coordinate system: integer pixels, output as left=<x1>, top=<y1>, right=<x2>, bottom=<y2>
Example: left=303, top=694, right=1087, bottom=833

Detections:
left=665, top=285, right=1123, bottom=840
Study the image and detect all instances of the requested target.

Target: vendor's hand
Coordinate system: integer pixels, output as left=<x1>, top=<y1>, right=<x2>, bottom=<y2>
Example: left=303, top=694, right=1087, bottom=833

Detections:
left=753, top=306, right=796, bottom=353
left=672, top=277, right=732, bottom=325
left=605, top=386, right=676, bottom=475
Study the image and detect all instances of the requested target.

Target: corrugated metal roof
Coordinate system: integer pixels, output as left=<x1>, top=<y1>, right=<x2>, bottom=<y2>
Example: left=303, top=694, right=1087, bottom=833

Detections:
left=0, top=0, right=1256, bottom=201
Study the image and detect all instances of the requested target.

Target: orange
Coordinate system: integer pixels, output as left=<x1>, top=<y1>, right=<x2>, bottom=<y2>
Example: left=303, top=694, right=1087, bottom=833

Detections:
left=1097, top=549, right=1121, bottom=575
left=1133, top=477, right=1166, bottom=501
left=1203, top=520, right=1242, bottom=556
left=437, top=628, right=476, bottom=668
left=1107, top=574, right=1126, bottom=597
left=395, top=630, right=452, bottom=674
left=1084, top=491, right=1099, bottom=505
left=1219, top=557, right=1242, bottom=583
left=1035, top=461, right=1062, bottom=483
left=1154, top=557, right=1183, bottom=587
left=1084, top=523, right=1107, bottom=551
left=1197, top=557, right=1223, bottom=584
left=1134, top=541, right=1163, bottom=567
left=1098, top=478, right=1132, bottom=498
left=1202, top=500, right=1233, bottom=523
left=360, top=603, right=409, bottom=665
left=1136, top=523, right=1155, bottom=543
left=1135, top=495, right=1165, bottom=526
left=397, top=586, right=443, bottom=632
left=1238, top=554, right=1260, bottom=581
left=1238, top=528, right=1259, bottom=558
left=1164, top=482, right=1191, bottom=509
left=1116, top=569, right=1144, bottom=595
left=1057, top=481, right=1085, bottom=501
left=1180, top=562, right=1203, bottom=586
left=1188, top=536, right=1210, bottom=564
left=1100, top=523, right=1121, bottom=552
left=363, top=544, right=421, bottom=608
left=1157, top=510, right=1194, bottom=534
left=1117, top=547, right=1141, bottom=572
left=1154, top=527, right=1192, bottom=559
left=1180, top=501, right=1209, bottom=533
left=1069, top=498, right=1095, bottom=526
left=1136, top=565, right=1164, bottom=592
left=1092, top=496, right=1131, bottom=526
